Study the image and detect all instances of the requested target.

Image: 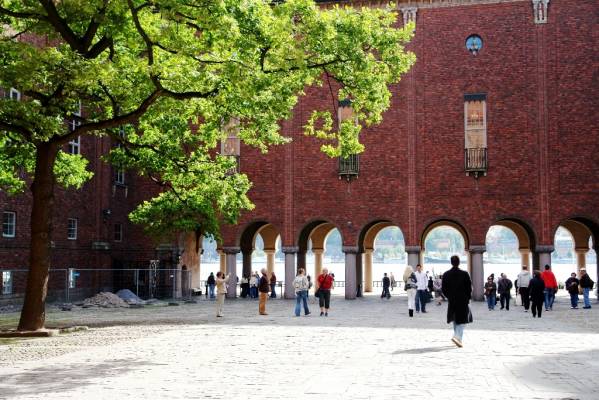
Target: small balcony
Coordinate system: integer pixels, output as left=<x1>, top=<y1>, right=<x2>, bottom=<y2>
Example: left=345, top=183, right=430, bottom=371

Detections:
left=465, top=148, right=487, bottom=177
left=339, top=154, right=359, bottom=181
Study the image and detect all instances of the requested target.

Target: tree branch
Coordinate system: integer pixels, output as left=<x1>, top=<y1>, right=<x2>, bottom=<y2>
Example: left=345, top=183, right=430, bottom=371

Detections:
left=0, top=121, right=34, bottom=142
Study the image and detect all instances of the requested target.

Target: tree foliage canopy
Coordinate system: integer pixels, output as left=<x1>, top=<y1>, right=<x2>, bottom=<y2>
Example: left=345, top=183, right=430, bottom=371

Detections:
left=0, top=0, right=415, bottom=240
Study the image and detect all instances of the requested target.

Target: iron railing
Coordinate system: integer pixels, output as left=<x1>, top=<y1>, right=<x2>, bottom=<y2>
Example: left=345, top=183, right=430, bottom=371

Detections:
left=465, top=147, right=487, bottom=177
left=339, top=154, right=359, bottom=180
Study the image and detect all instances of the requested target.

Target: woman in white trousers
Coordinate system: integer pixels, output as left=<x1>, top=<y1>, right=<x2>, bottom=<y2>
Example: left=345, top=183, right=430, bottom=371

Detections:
left=403, top=266, right=418, bottom=317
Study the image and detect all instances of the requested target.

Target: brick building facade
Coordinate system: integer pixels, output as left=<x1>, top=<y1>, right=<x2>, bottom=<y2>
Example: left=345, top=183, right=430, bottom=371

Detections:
left=1, top=0, right=598, bottom=302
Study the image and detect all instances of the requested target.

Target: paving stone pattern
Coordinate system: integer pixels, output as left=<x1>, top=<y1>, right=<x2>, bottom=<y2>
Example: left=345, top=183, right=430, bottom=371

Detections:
left=0, top=294, right=598, bottom=400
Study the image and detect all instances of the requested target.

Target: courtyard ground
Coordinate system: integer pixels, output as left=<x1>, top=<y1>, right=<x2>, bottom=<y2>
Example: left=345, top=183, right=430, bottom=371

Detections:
left=0, top=293, right=598, bottom=400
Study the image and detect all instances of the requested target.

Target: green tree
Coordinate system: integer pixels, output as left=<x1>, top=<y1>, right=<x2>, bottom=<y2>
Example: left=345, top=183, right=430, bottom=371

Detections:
left=0, top=0, right=414, bottom=330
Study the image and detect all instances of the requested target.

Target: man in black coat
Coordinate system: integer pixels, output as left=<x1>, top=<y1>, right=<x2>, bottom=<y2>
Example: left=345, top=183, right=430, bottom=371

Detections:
left=442, top=255, right=472, bottom=348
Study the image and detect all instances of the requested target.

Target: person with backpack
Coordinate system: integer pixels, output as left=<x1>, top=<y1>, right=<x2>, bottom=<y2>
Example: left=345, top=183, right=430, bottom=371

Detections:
left=293, top=268, right=310, bottom=316
left=497, top=273, right=513, bottom=311
left=565, top=272, right=580, bottom=309
left=579, top=268, right=595, bottom=309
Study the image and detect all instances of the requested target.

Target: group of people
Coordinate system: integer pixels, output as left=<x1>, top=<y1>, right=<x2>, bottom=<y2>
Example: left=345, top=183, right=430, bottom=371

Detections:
left=238, top=271, right=278, bottom=299
left=483, top=264, right=596, bottom=318
left=213, top=269, right=273, bottom=317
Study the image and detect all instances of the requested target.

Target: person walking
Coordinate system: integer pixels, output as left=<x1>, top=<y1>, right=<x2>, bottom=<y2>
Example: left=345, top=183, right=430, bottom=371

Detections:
left=381, top=273, right=391, bottom=299
left=207, top=272, right=216, bottom=300
left=579, top=268, right=595, bottom=309
left=390, top=273, right=396, bottom=292
left=442, top=255, right=472, bottom=348
left=307, top=275, right=312, bottom=299
left=516, top=266, right=532, bottom=312
left=497, top=273, right=513, bottom=311
left=215, top=271, right=230, bottom=317
left=414, top=264, right=428, bottom=313
left=258, top=268, right=270, bottom=315
left=403, top=266, right=418, bottom=317
left=484, top=277, right=497, bottom=310
left=293, top=268, right=310, bottom=316
left=541, top=264, right=558, bottom=311
left=529, top=270, right=545, bottom=318
left=317, top=268, right=334, bottom=316
left=433, top=275, right=445, bottom=305
left=565, top=272, right=580, bottom=309
left=270, top=271, right=277, bottom=298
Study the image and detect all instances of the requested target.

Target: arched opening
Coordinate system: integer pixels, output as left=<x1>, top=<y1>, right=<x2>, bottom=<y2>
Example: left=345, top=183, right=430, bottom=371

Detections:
left=358, top=222, right=405, bottom=294
left=422, top=225, right=468, bottom=276
left=554, top=218, right=598, bottom=286
left=484, top=220, right=535, bottom=283
left=298, top=221, right=342, bottom=292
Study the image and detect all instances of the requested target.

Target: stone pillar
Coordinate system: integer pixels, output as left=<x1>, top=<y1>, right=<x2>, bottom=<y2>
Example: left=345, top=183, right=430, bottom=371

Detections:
left=242, top=250, right=252, bottom=278
left=223, top=247, right=240, bottom=298
left=343, top=246, right=358, bottom=300
left=218, top=249, right=226, bottom=274
left=297, top=251, right=306, bottom=273
left=535, top=245, right=554, bottom=270
left=282, top=246, right=298, bottom=299
left=406, top=246, right=421, bottom=268
left=469, top=245, right=486, bottom=301
left=519, top=248, right=531, bottom=268
left=265, top=249, right=276, bottom=275
left=313, top=249, right=324, bottom=279
left=356, top=252, right=363, bottom=297
left=575, top=248, right=588, bottom=273
left=364, top=249, right=373, bottom=292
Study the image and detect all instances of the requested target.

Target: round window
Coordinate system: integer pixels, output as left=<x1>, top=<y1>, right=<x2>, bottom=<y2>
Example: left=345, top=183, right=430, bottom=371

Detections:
left=465, top=35, right=483, bottom=55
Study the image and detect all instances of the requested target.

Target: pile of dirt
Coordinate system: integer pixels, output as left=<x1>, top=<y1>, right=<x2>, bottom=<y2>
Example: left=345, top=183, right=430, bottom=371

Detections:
left=115, top=289, right=145, bottom=305
left=82, top=292, right=129, bottom=308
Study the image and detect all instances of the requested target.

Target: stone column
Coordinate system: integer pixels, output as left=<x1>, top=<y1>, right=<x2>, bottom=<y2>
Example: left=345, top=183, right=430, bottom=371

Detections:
left=265, top=249, right=276, bottom=275
left=469, top=245, right=486, bottom=301
left=242, top=250, right=252, bottom=278
left=519, top=248, right=531, bottom=268
left=282, top=246, right=298, bottom=299
left=313, top=249, right=324, bottom=279
left=575, top=248, right=588, bottom=273
left=364, top=249, right=373, bottom=292
left=535, top=245, right=554, bottom=270
left=343, top=246, right=358, bottom=300
left=406, top=246, right=421, bottom=268
left=223, top=247, right=240, bottom=298
left=356, top=252, right=363, bottom=297
left=218, top=249, right=226, bottom=274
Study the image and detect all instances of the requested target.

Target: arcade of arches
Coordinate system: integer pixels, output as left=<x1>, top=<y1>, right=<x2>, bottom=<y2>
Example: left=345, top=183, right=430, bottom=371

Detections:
left=188, top=218, right=598, bottom=302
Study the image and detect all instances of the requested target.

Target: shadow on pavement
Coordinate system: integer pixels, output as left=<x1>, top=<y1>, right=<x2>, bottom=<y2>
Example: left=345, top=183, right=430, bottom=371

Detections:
left=0, top=358, right=161, bottom=398
left=392, top=345, right=456, bottom=355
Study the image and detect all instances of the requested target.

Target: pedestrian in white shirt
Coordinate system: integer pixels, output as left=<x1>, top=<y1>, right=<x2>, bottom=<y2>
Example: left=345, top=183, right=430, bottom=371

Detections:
left=414, top=264, right=428, bottom=313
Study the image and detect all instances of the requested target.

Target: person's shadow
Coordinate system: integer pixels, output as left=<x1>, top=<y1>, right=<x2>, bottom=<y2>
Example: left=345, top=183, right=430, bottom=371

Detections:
left=392, top=346, right=456, bottom=355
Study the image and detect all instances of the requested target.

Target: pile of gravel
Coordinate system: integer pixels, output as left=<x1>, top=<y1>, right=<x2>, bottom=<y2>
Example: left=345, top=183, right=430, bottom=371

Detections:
left=82, top=292, right=129, bottom=308
left=115, top=289, right=145, bottom=305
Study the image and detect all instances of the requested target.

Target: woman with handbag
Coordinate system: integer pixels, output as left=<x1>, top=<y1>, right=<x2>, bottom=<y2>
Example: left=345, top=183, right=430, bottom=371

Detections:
left=316, top=268, right=334, bottom=316
left=403, top=266, right=418, bottom=317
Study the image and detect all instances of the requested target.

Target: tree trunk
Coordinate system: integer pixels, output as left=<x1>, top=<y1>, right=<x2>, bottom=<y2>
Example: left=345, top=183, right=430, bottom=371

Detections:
left=18, top=143, right=59, bottom=331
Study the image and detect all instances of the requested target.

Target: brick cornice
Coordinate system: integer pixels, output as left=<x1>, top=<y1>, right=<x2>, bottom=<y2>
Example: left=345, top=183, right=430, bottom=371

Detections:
left=318, top=0, right=528, bottom=10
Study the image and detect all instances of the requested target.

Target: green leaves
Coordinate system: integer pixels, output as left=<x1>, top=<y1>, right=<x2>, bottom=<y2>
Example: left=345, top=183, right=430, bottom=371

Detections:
left=0, top=0, right=414, bottom=241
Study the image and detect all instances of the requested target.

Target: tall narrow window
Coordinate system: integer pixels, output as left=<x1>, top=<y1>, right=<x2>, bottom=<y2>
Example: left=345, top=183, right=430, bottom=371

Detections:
left=2, top=211, right=16, bottom=238
left=9, top=88, right=20, bottom=101
left=221, top=118, right=240, bottom=173
left=337, top=99, right=359, bottom=180
left=115, top=169, right=125, bottom=185
left=68, top=101, right=81, bottom=154
left=2, top=271, right=12, bottom=295
left=464, top=94, right=488, bottom=177
left=67, top=218, right=78, bottom=240
left=68, top=268, right=77, bottom=289
left=114, top=223, right=123, bottom=242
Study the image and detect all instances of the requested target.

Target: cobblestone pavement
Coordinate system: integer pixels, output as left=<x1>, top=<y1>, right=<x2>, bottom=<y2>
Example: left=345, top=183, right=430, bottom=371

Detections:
left=0, top=293, right=598, bottom=400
